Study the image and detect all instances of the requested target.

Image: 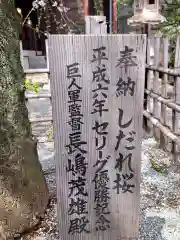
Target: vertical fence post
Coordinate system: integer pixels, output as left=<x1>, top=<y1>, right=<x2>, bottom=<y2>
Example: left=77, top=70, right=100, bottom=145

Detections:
left=153, top=37, right=161, bottom=140
left=146, top=38, right=151, bottom=112
left=160, top=37, right=169, bottom=149
left=144, top=37, right=153, bottom=134
left=173, top=36, right=180, bottom=163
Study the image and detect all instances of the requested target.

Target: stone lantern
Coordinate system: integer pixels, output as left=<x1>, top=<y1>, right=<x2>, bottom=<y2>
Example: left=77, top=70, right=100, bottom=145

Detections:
left=128, top=0, right=166, bottom=33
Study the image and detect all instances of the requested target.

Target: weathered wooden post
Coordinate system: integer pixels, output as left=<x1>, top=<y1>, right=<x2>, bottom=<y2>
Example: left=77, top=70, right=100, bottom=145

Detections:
left=173, top=36, right=180, bottom=164
left=48, top=33, right=146, bottom=239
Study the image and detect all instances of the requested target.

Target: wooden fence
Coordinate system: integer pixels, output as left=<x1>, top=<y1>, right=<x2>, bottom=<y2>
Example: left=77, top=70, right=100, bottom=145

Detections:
left=144, top=35, right=180, bottom=163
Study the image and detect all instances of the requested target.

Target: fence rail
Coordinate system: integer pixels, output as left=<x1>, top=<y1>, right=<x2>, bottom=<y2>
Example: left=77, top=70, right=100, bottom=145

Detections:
left=145, top=89, right=180, bottom=112
left=146, top=64, right=180, bottom=77
left=144, top=35, right=180, bottom=163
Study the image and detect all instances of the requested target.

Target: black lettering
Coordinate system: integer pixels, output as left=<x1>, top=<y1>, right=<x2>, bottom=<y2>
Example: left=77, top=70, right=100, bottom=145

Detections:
left=68, top=176, right=88, bottom=197
left=68, top=89, right=82, bottom=103
left=92, top=66, right=110, bottom=84
left=99, top=150, right=103, bottom=159
left=115, top=152, right=134, bottom=172
left=113, top=173, right=135, bottom=194
left=116, top=46, right=137, bottom=74
left=117, top=108, right=132, bottom=128
left=116, top=77, right=136, bottom=97
left=68, top=198, right=88, bottom=215
left=65, top=131, right=87, bottom=154
left=93, top=170, right=109, bottom=189
left=93, top=91, right=108, bottom=99
left=66, top=153, right=88, bottom=176
left=96, top=215, right=110, bottom=231
left=66, top=159, right=76, bottom=176
left=125, top=131, right=136, bottom=150
left=91, top=99, right=108, bottom=117
left=92, top=121, right=108, bottom=135
left=75, top=153, right=88, bottom=177
left=94, top=202, right=110, bottom=216
left=115, top=130, right=136, bottom=151
left=115, top=129, right=125, bottom=151
left=68, top=104, right=83, bottom=118
left=90, top=48, right=111, bottom=231
left=68, top=117, right=83, bottom=131
left=96, top=136, right=107, bottom=150
left=68, top=79, right=82, bottom=90
left=92, top=83, right=108, bottom=97
left=94, top=185, right=110, bottom=203
left=67, top=63, right=81, bottom=78
left=93, top=155, right=110, bottom=173
left=68, top=216, right=90, bottom=234
left=91, top=46, right=108, bottom=65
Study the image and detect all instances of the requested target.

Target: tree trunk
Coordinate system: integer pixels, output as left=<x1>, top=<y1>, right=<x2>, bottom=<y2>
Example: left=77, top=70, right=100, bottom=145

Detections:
left=0, top=1, right=49, bottom=239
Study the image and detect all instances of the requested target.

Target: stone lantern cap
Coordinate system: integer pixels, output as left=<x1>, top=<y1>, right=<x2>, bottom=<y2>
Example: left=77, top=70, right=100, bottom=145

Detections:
left=128, top=0, right=166, bottom=26
left=128, top=7, right=166, bottom=26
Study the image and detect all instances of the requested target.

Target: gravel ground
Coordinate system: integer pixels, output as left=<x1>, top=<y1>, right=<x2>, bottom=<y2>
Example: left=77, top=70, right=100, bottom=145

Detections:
left=19, top=136, right=180, bottom=240
left=140, top=137, right=180, bottom=240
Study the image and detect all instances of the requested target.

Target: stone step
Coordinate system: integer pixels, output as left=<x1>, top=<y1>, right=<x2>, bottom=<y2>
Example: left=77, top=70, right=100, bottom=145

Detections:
left=23, top=50, right=42, bottom=57
left=25, top=72, right=49, bottom=84
left=28, top=56, right=47, bottom=69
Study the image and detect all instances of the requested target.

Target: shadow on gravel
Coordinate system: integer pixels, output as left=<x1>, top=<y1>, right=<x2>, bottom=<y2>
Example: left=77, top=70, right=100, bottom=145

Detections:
left=140, top=213, right=166, bottom=240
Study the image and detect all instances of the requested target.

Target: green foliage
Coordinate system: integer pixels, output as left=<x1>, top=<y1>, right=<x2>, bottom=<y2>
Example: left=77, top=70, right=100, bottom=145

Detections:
left=150, top=158, right=164, bottom=173
left=47, top=127, right=53, bottom=141
left=160, top=0, right=180, bottom=37
left=93, top=0, right=104, bottom=15
left=24, top=79, right=40, bottom=93
left=116, top=0, right=133, bottom=16
left=158, top=0, right=180, bottom=68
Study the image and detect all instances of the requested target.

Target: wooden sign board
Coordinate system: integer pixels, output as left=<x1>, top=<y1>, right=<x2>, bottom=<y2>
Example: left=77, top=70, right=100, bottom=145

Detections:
left=48, top=35, right=146, bottom=240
